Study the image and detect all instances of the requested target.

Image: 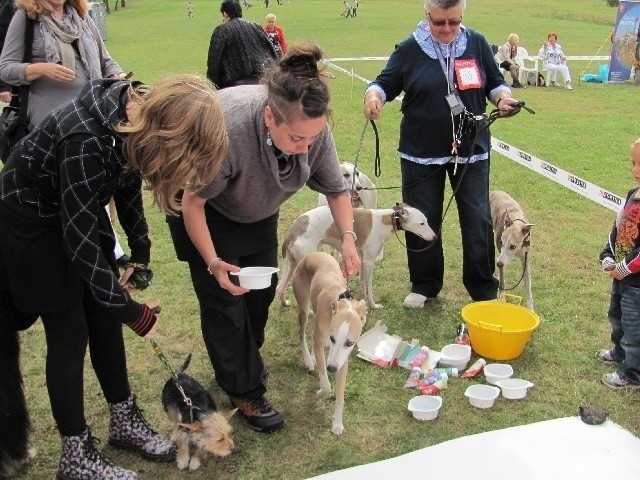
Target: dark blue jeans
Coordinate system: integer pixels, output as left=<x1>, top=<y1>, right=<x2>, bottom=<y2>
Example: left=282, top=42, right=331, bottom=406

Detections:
left=608, top=280, right=640, bottom=384
left=401, top=158, right=497, bottom=301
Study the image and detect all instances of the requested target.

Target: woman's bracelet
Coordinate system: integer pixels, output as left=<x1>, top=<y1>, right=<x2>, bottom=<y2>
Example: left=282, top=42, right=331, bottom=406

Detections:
left=341, top=230, right=358, bottom=242
left=206, top=257, right=221, bottom=275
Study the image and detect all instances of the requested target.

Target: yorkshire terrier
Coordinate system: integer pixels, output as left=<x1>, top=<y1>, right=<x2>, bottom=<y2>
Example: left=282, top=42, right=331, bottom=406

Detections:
left=162, top=354, right=236, bottom=471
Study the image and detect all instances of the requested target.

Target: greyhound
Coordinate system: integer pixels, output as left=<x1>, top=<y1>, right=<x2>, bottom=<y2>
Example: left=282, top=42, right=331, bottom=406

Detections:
left=291, top=251, right=367, bottom=435
left=489, top=190, right=535, bottom=311
left=276, top=203, right=436, bottom=309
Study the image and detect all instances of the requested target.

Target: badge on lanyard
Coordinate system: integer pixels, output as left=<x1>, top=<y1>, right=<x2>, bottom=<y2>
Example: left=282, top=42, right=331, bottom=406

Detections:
left=454, top=59, right=482, bottom=90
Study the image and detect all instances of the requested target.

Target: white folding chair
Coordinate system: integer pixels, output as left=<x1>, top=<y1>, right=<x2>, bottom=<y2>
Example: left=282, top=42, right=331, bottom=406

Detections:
left=516, top=47, right=539, bottom=86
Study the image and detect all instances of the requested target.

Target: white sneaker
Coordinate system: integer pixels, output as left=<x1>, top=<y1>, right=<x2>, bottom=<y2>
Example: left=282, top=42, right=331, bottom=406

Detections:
left=549, top=81, right=559, bottom=87
left=403, top=293, right=429, bottom=309
left=565, top=82, right=573, bottom=90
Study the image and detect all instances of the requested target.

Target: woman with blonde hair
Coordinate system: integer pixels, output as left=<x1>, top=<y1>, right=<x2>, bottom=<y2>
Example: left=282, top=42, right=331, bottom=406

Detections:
left=496, top=33, right=523, bottom=88
left=0, top=74, right=228, bottom=480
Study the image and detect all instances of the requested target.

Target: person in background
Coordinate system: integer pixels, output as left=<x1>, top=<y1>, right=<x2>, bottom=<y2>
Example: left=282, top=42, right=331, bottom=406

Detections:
left=0, top=0, right=15, bottom=103
left=0, top=74, right=228, bottom=480
left=167, top=42, right=361, bottom=434
left=597, top=138, right=640, bottom=391
left=0, top=0, right=125, bottom=127
left=187, top=1, right=194, bottom=20
left=264, top=13, right=287, bottom=57
left=363, top=0, right=520, bottom=309
left=496, top=33, right=523, bottom=88
left=538, top=32, right=573, bottom=89
left=0, top=0, right=134, bottom=266
left=207, top=0, right=277, bottom=89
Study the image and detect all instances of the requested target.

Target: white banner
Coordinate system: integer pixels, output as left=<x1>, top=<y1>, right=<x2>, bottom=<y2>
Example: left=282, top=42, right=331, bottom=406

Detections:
left=490, top=139, right=623, bottom=212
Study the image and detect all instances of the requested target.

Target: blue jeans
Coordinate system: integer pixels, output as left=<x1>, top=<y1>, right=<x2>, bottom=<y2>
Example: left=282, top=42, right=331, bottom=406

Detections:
left=401, top=158, right=498, bottom=301
left=608, top=281, right=640, bottom=384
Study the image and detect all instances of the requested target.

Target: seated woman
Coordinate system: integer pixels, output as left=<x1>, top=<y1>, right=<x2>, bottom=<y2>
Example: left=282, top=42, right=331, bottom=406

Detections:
left=539, top=32, right=573, bottom=90
left=496, top=33, right=523, bottom=88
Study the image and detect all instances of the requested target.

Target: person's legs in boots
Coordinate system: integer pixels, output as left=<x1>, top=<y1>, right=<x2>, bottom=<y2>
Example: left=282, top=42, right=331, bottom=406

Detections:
left=401, top=159, right=445, bottom=307
left=450, top=161, right=498, bottom=301
left=41, top=307, right=137, bottom=480
left=189, top=254, right=284, bottom=433
left=83, top=294, right=175, bottom=462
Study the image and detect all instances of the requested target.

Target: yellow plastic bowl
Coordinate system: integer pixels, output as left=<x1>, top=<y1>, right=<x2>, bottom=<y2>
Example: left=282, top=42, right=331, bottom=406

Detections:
left=461, top=301, right=540, bottom=361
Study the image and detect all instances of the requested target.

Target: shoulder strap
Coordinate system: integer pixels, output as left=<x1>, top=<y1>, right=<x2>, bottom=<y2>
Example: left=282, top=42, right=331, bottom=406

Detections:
left=16, top=17, right=34, bottom=126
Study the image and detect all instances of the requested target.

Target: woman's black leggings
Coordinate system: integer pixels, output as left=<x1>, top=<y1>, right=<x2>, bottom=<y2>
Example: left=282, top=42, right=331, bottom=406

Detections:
left=40, top=292, right=130, bottom=436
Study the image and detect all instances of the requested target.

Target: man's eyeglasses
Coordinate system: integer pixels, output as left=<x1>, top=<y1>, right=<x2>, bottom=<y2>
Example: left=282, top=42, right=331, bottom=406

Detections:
left=428, top=14, right=463, bottom=27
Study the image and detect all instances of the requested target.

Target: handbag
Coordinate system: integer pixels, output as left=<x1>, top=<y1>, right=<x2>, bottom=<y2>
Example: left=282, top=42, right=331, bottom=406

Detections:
left=0, top=16, right=34, bottom=164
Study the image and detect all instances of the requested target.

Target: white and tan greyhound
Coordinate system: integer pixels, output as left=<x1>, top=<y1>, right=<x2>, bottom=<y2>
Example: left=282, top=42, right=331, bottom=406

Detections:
left=276, top=203, right=436, bottom=309
left=489, top=190, right=535, bottom=311
left=291, top=251, right=367, bottom=436
left=317, top=162, right=381, bottom=261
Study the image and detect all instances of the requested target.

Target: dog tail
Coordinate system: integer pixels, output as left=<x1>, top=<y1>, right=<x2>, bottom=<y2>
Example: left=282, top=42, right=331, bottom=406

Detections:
left=0, top=325, right=31, bottom=478
left=178, top=353, right=193, bottom=373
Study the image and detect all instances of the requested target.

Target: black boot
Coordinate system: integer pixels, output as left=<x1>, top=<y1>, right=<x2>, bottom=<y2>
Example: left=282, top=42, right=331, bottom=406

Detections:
left=56, top=427, right=137, bottom=480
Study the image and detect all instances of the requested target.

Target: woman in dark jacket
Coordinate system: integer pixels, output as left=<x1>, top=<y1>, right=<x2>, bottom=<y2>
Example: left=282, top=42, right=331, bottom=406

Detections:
left=0, top=74, right=228, bottom=480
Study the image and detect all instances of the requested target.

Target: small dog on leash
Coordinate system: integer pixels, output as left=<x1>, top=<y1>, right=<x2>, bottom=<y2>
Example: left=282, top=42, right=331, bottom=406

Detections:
left=489, top=190, right=535, bottom=310
left=291, top=251, right=367, bottom=436
left=318, top=162, right=382, bottom=262
left=162, top=354, right=236, bottom=471
left=277, top=203, right=436, bottom=309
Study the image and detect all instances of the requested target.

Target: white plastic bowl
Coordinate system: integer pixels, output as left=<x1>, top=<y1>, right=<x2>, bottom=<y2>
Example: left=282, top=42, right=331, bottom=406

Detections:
left=439, top=344, right=472, bottom=370
left=483, top=363, right=514, bottom=385
left=408, top=395, right=443, bottom=421
left=438, top=359, right=469, bottom=370
left=464, top=384, right=500, bottom=409
left=495, top=378, right=534, bottom=400
left=230, top=266, right=279, bottom=289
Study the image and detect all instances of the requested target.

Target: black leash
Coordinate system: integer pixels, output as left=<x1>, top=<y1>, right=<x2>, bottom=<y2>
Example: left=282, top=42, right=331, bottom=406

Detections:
left=148, top=307, right=199, bottom=423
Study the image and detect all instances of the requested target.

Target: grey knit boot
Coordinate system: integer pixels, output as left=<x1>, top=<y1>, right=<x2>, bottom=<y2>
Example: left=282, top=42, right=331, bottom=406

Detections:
left=56, top=427, right=138, bottom=480
left=108, top=395, right=175, bottom=462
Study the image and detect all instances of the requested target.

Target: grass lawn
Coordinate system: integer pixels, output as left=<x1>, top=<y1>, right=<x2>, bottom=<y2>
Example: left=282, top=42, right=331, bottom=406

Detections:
left=12, top=1, right=640, bottom=479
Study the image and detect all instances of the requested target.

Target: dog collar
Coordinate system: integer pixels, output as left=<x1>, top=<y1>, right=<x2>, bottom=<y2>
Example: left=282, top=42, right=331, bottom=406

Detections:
left=338, top=289, right=353, bottom=300
left=392, top=203, right=404, bottom=231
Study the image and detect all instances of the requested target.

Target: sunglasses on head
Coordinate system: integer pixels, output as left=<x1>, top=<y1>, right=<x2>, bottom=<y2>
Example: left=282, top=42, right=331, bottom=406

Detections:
left=428, top=14, right=463, bottom=27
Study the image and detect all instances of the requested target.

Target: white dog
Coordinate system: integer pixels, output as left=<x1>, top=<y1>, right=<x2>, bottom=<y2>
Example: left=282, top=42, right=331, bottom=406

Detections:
left=317, top=162, right=377, bottom=211
left=489, top=190, right=535, bottom=311
left=291, top=251, right=367, bottom=436
left=276, top=203, right=436, bottom=309
left=318, top=162, right=381, bottom=261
